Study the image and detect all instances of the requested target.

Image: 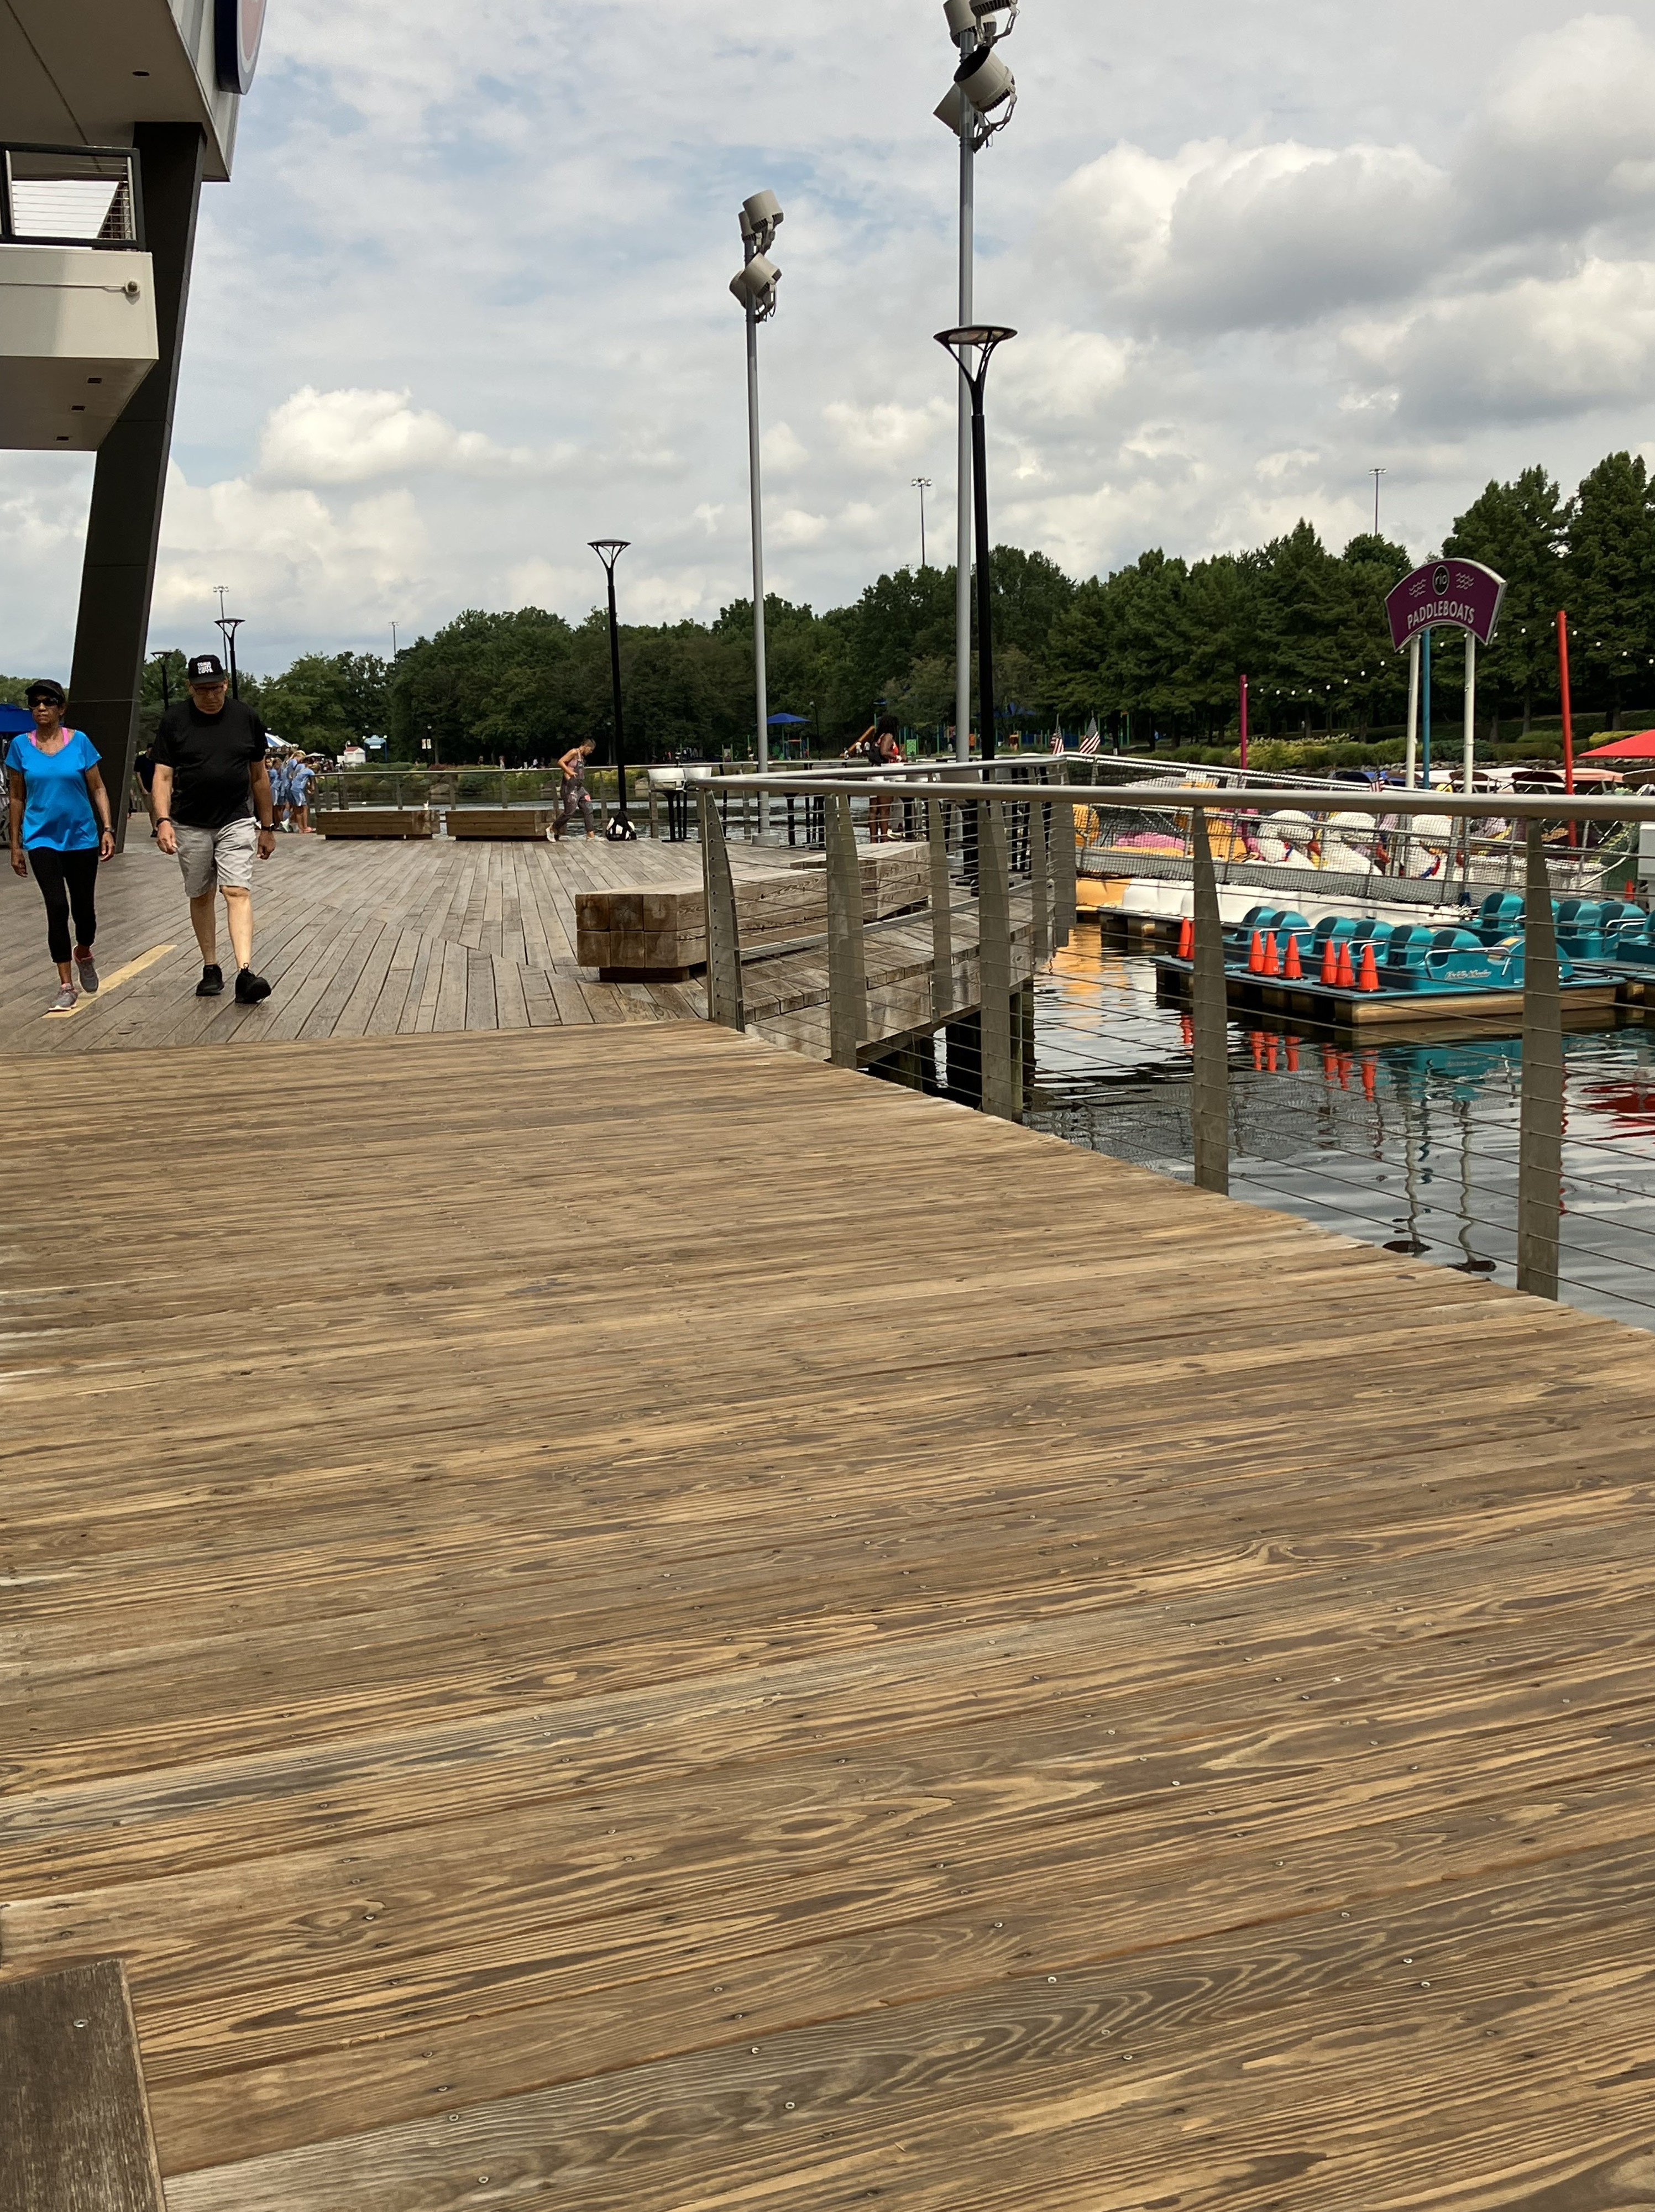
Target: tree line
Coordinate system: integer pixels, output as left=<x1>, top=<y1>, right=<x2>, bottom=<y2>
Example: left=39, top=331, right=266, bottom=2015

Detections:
left=9, top=448, right=1652, bottom=763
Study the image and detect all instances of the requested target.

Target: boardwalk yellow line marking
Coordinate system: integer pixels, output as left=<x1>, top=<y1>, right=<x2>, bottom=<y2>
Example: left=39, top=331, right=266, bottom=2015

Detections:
left=44, top=942, right=176, bottom=1019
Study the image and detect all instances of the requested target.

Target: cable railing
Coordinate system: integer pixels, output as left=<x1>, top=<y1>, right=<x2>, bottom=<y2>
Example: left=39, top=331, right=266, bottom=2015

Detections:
left=699, top=769, right=1655, bottom=1320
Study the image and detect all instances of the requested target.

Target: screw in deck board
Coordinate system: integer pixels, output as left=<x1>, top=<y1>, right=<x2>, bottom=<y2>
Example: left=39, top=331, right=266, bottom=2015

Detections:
left=929, top=798, right=955, bottom=1022
left=1517, top=820, right=1562, bottom=1299
left=825, top=792, right=866, bottom=1069
left=978, top=803, right=1018, bottom=1119
left=698, top=786, right=746, bottom=1033
left=1191, top=805, right=1230, bottom=1194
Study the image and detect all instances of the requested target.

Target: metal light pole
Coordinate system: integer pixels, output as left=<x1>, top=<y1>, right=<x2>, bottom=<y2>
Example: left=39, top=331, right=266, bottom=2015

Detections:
left=937, top=2, right=1020, bottom=762
left=589, top=540, right=635, bottom=840
left=1370, top=465, right=1387, bottom=536
left=913, top=476, right=932, bottom=570
left=216, top=615, right=244, bottom=699
left=938, top=325, right=1017, bottom=808
left=731, top=191, right=784, bottom=841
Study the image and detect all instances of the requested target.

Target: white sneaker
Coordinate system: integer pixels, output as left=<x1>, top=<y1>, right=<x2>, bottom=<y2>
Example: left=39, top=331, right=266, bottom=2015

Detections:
left=49, top=986, right=77, bottom=1013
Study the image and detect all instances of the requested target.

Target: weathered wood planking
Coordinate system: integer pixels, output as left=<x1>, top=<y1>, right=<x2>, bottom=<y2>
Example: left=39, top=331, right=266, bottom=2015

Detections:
left=0, top=1961, right=166, bottom=2212
left=2, top=1023, right=1653, bottom=2210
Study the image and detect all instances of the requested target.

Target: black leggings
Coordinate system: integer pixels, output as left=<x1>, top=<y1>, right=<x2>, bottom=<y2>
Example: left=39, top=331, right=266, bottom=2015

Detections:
left=29, top=846, right=98, bottom=966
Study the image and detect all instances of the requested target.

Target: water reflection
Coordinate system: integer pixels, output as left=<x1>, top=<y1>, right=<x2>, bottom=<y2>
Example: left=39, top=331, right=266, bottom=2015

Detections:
left=1029, top=935, right=1655, bottom=1331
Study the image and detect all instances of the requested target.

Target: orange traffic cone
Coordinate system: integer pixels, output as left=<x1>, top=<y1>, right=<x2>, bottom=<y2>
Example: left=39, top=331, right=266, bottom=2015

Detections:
left=1320, top=937, right=1338, bottom=986
left=1284, top=934, right=1303, bottom=980
left=1177, top=916, right=1193, bottom=959
left=1358, top=943, right=1380, bottom=992
left=1263, top=930, right=1280, bottom=977
left=1361, top=1055, right=1378, bottom=1099
left=1266, top=1035, right=1280, bottom=1072
left=1335, top=941, right=1356, bottom=989
left=1248, top=929, right=1265, bottom=974
left=1286, top=1036, right=1301, bottom=1073
left=1250, top=1031, right=1265, bottom=1069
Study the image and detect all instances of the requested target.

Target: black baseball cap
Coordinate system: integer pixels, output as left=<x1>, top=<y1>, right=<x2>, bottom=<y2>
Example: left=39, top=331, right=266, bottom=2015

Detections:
left=25, top=678, right=65, bottom=706
left=187, top=653, right=227, bottom=683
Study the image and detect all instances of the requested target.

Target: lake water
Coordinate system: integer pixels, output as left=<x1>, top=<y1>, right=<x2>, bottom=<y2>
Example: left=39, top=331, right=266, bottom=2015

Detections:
left=1024, top=932, right=1655, bottom=1334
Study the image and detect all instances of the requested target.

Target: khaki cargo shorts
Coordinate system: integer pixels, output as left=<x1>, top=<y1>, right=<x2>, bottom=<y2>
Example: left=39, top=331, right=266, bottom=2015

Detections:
left=175, top=817, right=258, bottom=898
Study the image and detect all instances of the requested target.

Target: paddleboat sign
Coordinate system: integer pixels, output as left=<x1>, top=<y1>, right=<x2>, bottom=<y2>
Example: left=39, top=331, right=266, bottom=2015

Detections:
left=1385, top=558, right=1506, bottom=653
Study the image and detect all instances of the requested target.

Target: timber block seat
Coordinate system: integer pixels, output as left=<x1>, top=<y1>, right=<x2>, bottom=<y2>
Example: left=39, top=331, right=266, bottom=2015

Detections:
left=315, top=807, right=435, bottom=840
left=578, top=842, right=929, bottom=980
left=447, top=806, right=561, bottom=840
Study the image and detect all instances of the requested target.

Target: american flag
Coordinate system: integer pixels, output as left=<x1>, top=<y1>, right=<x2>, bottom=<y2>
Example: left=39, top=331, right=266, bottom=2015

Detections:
left=1078, top=717, right=1102, bottom=756
left=1049, top=730, right=1066, bottom=755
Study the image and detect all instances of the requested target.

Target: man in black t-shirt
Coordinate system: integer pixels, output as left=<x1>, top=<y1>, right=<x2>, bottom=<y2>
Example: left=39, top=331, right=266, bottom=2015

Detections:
left=152, top=653, right=278, bottom=1003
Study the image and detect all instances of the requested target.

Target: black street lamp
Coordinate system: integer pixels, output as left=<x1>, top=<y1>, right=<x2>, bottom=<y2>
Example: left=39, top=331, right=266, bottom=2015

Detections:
left=589, top=539, right=636, bottom=841
left=935, top=325, right=1015, bottom=763
left=216, top=615, right=244, bottom=700
left=153, top=650, right=176, bottom=711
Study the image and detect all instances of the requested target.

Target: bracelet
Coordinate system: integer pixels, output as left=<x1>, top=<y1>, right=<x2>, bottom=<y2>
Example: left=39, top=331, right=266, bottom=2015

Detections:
left=155, top=816, right=171, bottom=825
left=258, top=821, right=275, bottom=832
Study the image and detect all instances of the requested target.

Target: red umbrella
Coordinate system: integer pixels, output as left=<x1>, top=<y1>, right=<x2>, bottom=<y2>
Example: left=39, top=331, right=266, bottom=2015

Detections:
left=1580, top=730, right=1655, bottom=759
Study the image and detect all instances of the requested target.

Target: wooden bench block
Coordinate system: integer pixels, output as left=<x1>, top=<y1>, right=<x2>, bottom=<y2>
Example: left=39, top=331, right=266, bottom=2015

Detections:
left=315, top=809, right=434, bottom=840
left=447, top=808, right=559, bottom=841
left=0, top=1959, right=165, bottom=2211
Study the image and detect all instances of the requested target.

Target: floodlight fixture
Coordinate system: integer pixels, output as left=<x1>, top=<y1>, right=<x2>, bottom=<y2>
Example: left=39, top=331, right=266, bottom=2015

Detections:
left=742, top=189, right=783, bottom=249
left=729, top=251, right=781, bottom=316
left=955, top=44, right=1016, bottom=118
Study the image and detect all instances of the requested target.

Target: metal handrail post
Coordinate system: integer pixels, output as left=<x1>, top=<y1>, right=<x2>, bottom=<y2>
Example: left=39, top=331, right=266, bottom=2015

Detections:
left=979, top=803, right=1017, bottom=1119
left=1191, top=806, right=1230, bottom=1195
left=1517, top=821, right=1562, bottom=1299
left=698, top=787, right=745, bottom=1033
left=929, top=797, right=955, bottom=1021
left=826, top=792, right=866, bottom=1069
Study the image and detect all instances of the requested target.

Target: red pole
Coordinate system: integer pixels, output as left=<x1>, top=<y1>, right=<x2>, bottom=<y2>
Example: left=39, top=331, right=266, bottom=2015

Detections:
left=1239, top=672, right=1249, bottom=773
left=1558, top=608, right=1575, bottom=851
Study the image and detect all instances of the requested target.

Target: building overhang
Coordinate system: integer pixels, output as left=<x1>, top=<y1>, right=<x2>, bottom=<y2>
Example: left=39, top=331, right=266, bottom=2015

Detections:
left=0, top=0, right=244, bottom=182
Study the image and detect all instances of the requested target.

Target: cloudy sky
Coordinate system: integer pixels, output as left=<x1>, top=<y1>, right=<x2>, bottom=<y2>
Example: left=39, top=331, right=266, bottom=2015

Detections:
left=6, top=0, right=1655, bottom=674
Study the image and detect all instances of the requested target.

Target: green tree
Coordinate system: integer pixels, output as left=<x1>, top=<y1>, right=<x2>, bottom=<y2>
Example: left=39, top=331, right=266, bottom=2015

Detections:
left=1445, top=468, right=1567, bottom=732
left=1563, top=453, right=1655, bottom=726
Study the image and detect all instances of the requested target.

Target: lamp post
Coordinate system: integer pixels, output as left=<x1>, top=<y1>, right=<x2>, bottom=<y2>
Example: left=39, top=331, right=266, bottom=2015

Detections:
left=588, top=539, right=635, bottom=841
left=730, top=190, right=784, bottom=840
left=936, top=2, right=1020, bottom=763
left=936, top=326, right=1016, bottom=768
left=913, top=476, right=932, bottom=570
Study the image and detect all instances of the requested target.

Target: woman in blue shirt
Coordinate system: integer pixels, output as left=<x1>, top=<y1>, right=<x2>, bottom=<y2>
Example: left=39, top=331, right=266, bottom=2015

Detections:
left=6, top=678, right=117, bottom=1012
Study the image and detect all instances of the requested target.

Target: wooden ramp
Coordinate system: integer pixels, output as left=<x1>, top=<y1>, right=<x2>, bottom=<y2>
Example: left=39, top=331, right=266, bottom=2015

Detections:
left=3, top=1023, right=1654, bottom=2209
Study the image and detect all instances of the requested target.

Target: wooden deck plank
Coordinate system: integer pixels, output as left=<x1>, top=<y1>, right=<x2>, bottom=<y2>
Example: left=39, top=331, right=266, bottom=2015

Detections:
left=2, top=1024, right=1651, bottom=2211
left=0, top=1960, right=167, bottom=2212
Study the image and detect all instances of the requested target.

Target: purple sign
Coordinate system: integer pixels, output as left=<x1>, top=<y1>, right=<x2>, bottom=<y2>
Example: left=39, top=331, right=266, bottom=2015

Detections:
left=1385, top=557, right=1506, bottom=652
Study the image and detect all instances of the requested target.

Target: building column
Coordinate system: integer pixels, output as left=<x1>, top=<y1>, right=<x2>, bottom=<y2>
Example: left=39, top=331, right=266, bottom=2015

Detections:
left=69, top=123, right=205, bottom=850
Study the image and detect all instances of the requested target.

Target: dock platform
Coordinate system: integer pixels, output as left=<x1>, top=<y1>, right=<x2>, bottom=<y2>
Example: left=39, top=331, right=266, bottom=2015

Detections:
left=4, top=1020, right=1654, bottom=2208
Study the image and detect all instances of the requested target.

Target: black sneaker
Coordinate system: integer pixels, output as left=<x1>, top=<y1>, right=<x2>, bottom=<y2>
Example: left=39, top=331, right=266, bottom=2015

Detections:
left=235, top=967, right=272, bottom=1004
left=196, top=963, right=224, bottom=997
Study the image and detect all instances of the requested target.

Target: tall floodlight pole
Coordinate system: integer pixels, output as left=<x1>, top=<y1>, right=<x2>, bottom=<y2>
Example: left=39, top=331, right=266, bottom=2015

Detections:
left=936, top=1, right=1020, bottom=761
left=913, top=476, right=933, bottom=570
left=1371, top=466, right=1387, bottom=536
left=589, top=540, right=636, bottom=840
left=730, top=191, right=785, bottom=842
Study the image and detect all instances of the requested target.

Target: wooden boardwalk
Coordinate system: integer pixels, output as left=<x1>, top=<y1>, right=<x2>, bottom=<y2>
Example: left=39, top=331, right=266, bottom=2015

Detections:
left=3, top=1020, right=1654, bottom=2207
left=0, top=833, right=1010, bottom=1063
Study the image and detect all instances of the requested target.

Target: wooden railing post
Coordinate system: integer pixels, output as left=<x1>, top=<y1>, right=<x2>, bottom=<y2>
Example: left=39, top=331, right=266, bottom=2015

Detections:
left=698, top=786, right=745, bottom=1033
left=826, top=791, right=866, bottom=1069
left=1052, top=769, right=1077, bottom=951
left=1517, top=820, right=1562, bottom=1299
left=1029, top=783, right=1050, bottom=964
left=979, top=801, right=1018, bottom=1119
left=648, top=780, right=660, bottom=840
left=1191, top=805, right=1229, bottom=1194
left=929, top=796, right=954, bottom=1021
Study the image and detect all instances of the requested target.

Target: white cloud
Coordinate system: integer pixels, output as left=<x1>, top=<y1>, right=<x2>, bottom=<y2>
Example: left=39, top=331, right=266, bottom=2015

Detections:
left=258, top=386, right=530, bottom=485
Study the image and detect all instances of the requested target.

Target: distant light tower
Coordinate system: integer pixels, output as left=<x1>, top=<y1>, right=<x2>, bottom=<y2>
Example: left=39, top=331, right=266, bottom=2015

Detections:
left=935, top=0, right=1022, bottom=760
left=589, top=540, right=636, bottom=841
left=730, top=189, right=785, bottom=840
left=390, top=620, right=399, bottom=659
left=1371, top=466, right=1387, bottom=536
left=913, top=476, right=933, bottom=570
left=213, top=585, right=244, bottom=699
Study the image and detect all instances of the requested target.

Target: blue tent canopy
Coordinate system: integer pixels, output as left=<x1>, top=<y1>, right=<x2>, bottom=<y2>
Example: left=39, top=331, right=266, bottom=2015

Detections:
left=768, top=712, right=808, bottom=725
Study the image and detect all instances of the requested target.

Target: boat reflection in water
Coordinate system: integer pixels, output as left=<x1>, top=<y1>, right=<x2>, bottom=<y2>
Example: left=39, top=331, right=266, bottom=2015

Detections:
left=1028, top=937, right=1655, bottom=1332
